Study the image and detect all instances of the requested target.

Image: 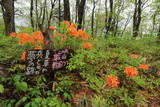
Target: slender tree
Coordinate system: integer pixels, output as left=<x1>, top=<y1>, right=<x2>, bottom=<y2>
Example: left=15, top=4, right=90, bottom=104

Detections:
left=91, top=0, right=97, bottom=36
left=158, top=24, right=160, bottom=37
left=1, top=0, right=15, bottom=36
left=48, top=0, right=56, bottom=27
left=82, top=4, right=86, bottom=29
left=105, top=0, right=114, bottom=36
left=95, top=0, right=101, bottom=35
left=121, top=14, right=132, bottom=37
left=105, top=0, right=108, bottom=35
left=75, top=0, right=80, bottom=23
left=151, top=12, right=156, bottom=35
left=30, top=0, right=57, bottom=29
left=35, top=0, right=39, bottom=29
left=30, top=0, right=34, bottom=31
left=77, top=0, right=86, bottom=29
left=113, top=0, right=124, bottom=36
left=59, top=0, right=61, bottom=26
left=63, top=0, right=70, bottom=21
left=41, top=0, right=47, bottom=25
left=133, top=0, right=142, bottom=37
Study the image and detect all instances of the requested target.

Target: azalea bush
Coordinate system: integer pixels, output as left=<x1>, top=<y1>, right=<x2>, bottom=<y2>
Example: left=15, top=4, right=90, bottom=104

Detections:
left=0, top=21, right=160, bottom=106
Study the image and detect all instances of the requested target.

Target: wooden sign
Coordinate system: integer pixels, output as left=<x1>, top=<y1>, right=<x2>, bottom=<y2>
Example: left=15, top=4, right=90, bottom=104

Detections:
left=26, top=49, right=73, bottom=75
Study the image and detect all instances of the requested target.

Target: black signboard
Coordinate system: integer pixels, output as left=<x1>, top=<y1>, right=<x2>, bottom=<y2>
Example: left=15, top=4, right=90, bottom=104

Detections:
left=26, top=49, right=73, bottom=75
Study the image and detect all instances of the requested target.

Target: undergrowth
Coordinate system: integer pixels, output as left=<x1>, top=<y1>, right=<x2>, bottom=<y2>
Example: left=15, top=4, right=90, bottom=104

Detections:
left=0, top=22, right=160, bottom=107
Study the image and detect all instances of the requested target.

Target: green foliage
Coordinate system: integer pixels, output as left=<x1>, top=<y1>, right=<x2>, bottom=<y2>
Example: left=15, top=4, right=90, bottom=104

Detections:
left=91, top=95, right=108, bottom=107
left=120, top=94, right=134, bottom=107
left=14, top=82, right=28, bottom=92
left=0, top=19, right=5, bottom=34
left=53, top=76, right=74, bottom=100
left=0, top=35, right=30, bottom=64
left=24, top=97, right=71, bottom=107
left=0, top=25, right=159, bottom=107
left=0, top=84, right=4, bottom=93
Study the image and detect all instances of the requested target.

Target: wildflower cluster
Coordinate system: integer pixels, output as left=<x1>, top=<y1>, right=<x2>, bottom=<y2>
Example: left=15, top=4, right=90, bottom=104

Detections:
left=106, top=75, right=120, bottom=88
left=130, top=53, right=138, bottom=59
left=10, top=31, right=44, bottom=48
left=106, top=53, right=149, bottom=88
left=139, top=64, right=149, bottom=70
left=10, top=21, right=98, bottom=61
left=49, top=26, right=55, bottom=30
left=54, top=21, right=97, bottom=50
left=124, top=66, right=138, bottom=78
left=10, top=31, right=46, bottom=61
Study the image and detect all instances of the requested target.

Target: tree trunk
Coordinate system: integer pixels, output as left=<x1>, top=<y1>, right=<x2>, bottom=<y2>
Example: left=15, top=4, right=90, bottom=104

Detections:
left=157, top=23, right=160, bottom=43
left=114, top=19, right=118, bottom=36
left=95, top=0, right=101, bottom=35
left=82, top=5, right=86, bottom=30
left=133, top=0, right=142, bottom=37
left=30, top=0, right=34, bottom=31
left=105, top=0, right=113, bottom=36
left=75, top=0, right=80, bottom=23
left=48, top=0, right=56, bottom=27
left=35, top=0, right=39, bottom=29
left=63, top=0, right=70, bottom=21
left=113, top=0, right=124, bottom=36
left=1, top=0, right=15, bottom=36
left=91, top=0, right=96, bottom=36
left=59, top=0, right=61, bottom=26
left=158, top=24, right=160, bottom=37
left=41, top=0, right=47, bottom=25
left=121, top=15, right=132, bottom=37
left=105, top=0, right=108, bottom=35
left=151, top=10, right=157, bottom=35
left=39, top=24, right=54, bottom=49
left=77, top=0, right=86, bottom=29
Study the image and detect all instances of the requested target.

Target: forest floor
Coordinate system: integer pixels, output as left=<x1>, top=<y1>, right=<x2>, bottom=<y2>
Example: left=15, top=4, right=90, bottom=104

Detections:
left=0, top=30, right=160, bottom=107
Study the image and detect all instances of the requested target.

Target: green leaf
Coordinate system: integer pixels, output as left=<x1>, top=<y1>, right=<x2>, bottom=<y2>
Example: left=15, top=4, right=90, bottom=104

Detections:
left=15, top=82, right=28, bottom=92
left=0, top=84, right=4, bottom=93
left=13, top=74, right=22, bottom=82
left=15, top=96, right=28, bottom=107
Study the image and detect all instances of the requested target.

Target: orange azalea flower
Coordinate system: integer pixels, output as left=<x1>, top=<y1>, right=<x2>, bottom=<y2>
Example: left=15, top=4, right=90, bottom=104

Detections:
left=60, top=38, right=65, bottom=41
left=78, top=29, right=86, bottom=36
left=130, top=53, right=138, bottom=59
left=63, top=21, right=70, bottom=27
left=14, top=33, right=36, bottom=45
left=21, top=52, right=26, bottom=61
left=49, top=26, right=55, bottom=30
left=10, top=32, right=17, bottom=37
left=18, top=39, right=26, bottom=45
left=124, top=66, right=138, bottom=78
left=106, top=75, right=120, bottom=88
left=13, top=32, right=45, bottom=46
left=77, top=29, right=89, bottom=40
left=83, top=42, right=92, bottom=50
left=69, top=27, right=79, bottom=37
left=82, top=34, right=88, bottom=40
left=70, top=23, right=77, bottom=28
left=32, top=31, right=44, bottom=45
left=139, top=64, right=149, bottom=70
left=16, top=33, right=30, bottom=39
